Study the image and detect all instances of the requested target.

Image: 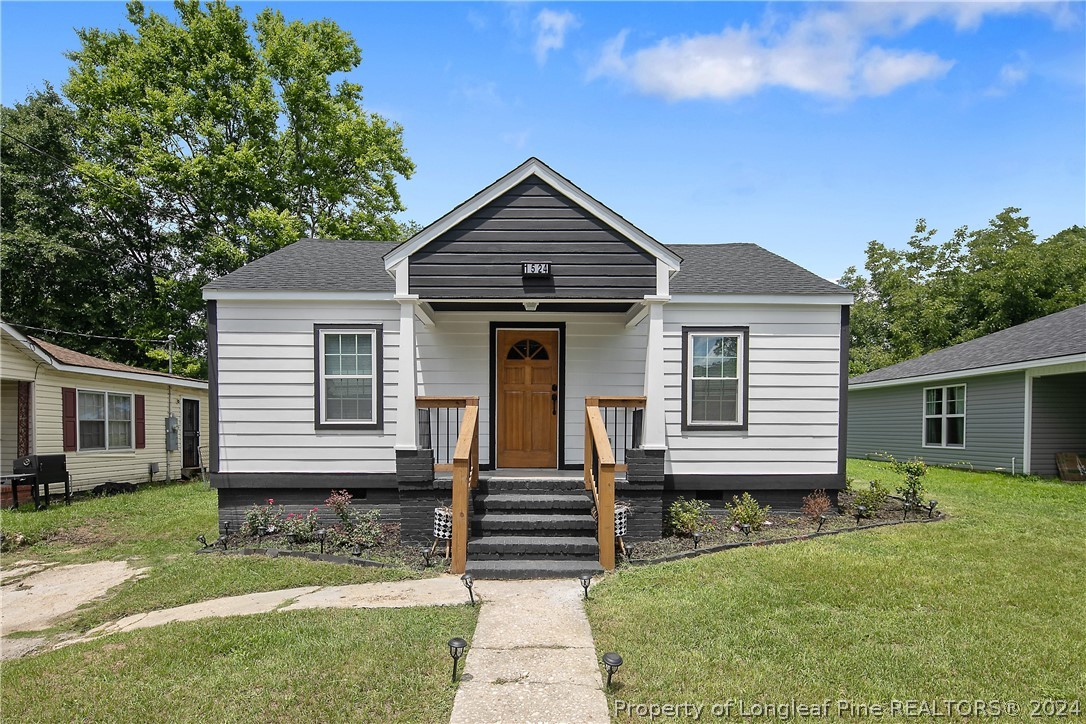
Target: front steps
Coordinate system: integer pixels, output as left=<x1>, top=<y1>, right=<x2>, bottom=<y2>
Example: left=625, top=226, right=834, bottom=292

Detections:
left=465, top=476, right=604, bottom=580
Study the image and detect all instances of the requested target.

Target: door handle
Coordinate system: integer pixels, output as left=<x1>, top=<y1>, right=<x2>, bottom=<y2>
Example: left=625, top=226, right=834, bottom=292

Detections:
left=551, top=393, right=557, bottom=416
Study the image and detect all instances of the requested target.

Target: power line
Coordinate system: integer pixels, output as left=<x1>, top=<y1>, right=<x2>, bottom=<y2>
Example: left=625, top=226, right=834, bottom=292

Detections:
left=5, top=322, right=171, bottom=344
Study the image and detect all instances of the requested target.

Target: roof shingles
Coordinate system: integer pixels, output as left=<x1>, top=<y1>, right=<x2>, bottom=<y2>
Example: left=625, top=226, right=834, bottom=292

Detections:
left=28, top=336, right=202, bottom=382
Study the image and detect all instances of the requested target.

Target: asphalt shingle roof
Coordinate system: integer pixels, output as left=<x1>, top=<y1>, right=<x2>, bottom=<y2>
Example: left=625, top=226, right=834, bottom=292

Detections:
left=27, top=336, right=203, bottom=382
left=850, top=303, right=1086, bottom=386
left=203, top=239, right=398, bottom=291
left=205, top=239, right=847, bottom=297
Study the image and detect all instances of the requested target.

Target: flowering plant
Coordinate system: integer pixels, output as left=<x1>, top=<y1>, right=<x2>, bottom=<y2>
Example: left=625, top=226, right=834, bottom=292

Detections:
left=244, top=498, right=284, bottom=535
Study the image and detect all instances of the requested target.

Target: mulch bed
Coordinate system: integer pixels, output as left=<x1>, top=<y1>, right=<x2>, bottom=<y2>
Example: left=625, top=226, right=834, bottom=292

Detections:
left=623, top=491, right=944, bottom=566
left=204, top=530, right=449, bottom=572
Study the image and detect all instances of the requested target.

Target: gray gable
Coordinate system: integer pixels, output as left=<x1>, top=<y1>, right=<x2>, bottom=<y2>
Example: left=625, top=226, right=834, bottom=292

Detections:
left=850, top=303, right=1086, bottom=385
left=204, top=239, right=398, bottom=291
left=668, top=244, right=849, bottom=295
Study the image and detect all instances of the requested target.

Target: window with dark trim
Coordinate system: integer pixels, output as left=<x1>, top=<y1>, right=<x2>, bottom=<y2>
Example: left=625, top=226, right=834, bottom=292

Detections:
left=314, top=324, right=383, bottom=430
left=681, top=327, right=749, bottom=431
left=78, top=389, right=133, bottom=450
left=923, top=384, right=965, bottom=447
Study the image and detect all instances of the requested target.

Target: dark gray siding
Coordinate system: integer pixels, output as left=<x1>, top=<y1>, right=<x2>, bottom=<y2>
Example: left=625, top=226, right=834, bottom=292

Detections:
left=409, top=177, right=656, bottom=299
left=848, top=372, right=1025, bottom=472
left=1030, top=372, right=1086, bottom=477
left=217, top=488, right=401, bottom=535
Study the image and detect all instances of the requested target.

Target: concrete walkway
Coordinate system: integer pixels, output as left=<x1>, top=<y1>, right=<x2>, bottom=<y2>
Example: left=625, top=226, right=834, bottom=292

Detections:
left=449, top=580, right=609, bottom=724
left=48, top=574, right=610, bottom=723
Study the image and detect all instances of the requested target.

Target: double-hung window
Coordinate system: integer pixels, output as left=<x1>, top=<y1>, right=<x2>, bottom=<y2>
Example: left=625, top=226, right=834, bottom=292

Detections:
left=315, top=325, right=383, bottom=429
left=78, top=390, right=133, bottom=450
left=923, top=385, right=966, bottom=447
left=682, top=327, right=748, bottom=430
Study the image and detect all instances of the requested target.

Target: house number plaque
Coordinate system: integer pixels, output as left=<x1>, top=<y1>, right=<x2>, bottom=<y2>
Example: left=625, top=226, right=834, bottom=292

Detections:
left=522, top=262, right=551, bottom=277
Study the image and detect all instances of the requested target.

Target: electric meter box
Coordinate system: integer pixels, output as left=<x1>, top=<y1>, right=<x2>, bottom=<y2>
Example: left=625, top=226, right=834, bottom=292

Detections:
left=165, top=415, right=178, bottom=451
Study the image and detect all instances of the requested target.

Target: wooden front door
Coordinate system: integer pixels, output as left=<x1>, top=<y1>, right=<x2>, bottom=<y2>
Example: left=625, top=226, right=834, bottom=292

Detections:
left=497, top=329, right=559, bottom=468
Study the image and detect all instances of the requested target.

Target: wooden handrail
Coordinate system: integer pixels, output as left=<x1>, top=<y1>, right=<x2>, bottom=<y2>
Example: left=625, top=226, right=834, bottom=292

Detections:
left=590, top=396, right=647, bottom=409
left=584, top=400, right=617, bottom=571
left=450, top=400, right=480, bottom=574
left=416, top=396, right=479, bottom=409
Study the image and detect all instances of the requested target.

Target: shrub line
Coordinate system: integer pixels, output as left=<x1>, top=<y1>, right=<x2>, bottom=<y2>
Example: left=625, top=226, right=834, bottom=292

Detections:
left=195, top=547, right=403, bottom=569
left=627, top=513, right=948, bottom=566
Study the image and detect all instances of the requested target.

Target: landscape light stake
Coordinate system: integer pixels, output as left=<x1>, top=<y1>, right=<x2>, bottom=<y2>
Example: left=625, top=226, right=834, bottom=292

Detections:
left=816, top=514, right=826, bottom=532
left=855, top=505, right=867, bottom=524
left=256, top=526, right=267, bottom=547
left=224, top=521, right=231, bottom=537
left=197, top=534, right=209, bottom=549
left=902, top=502, right=911, bottom=521
left=421, top=545, right=433, bottom=567
left=740, top=523, right=751, bottom=538
left=928, top=500, right=938, bottom=518
left=351, top=543, right=362, bottom=557
left=448, top=638, right=467, bottom=682
left=580, top=574, right=592, bottom=600
left=602, top=652, right=623, bottom=688
left=461, top=573, right=475, bottom=606
left=216, top=535, right=228, bottom=551
left=316, top=528, right=327, bottom=555
left=692, top=531, right=702, bottom=549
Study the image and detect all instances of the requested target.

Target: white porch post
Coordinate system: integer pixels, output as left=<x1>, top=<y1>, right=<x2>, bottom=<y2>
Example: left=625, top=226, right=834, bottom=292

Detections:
left=394, top=261, right=419, bottom=450
left=642, top=297, right=668, bottom=449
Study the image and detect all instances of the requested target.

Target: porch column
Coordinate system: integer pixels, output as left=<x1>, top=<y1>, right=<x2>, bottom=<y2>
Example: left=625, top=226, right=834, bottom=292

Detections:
left=395, top=296, right=419, bottom=450
left=642, top=296, right=668, bottom=450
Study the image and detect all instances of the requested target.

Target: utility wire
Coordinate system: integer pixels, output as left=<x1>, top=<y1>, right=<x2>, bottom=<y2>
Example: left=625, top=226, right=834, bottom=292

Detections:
left=5, top=322, right=171, bottom=344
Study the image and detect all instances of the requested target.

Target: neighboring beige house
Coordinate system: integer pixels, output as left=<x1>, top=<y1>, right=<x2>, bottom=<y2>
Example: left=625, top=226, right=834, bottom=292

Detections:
left=1, top=321, right=209, bottom=496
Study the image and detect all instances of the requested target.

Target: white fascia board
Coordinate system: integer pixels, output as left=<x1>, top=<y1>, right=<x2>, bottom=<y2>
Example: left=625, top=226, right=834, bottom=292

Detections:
left=849, top=354, right=1086, bottom=391
left=203, top=289, right=395, bottom=302
left=1, top=323, right=56, bottom=366
left=383, top=158, right=683, bottom=271
left=668, top=293, right=855, bottom=306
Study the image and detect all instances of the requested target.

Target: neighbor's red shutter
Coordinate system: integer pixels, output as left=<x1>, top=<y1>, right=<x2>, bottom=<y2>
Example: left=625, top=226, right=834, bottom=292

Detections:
left=62, top=387, right=77, bottom=452
left=135, top=395, right=146, bottom=449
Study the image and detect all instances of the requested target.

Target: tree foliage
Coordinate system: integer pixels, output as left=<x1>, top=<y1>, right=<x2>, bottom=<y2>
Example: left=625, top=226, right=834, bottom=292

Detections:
left=1, top=0, right=414, bottom=377
left=842, top=209, right=1086, bottom=376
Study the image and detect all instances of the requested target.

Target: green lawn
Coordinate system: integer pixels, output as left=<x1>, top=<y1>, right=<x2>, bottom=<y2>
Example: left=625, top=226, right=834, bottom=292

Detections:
left=1, top=606, right=478, bottom=723
left=1, top=481, right=421, bottom=633
left=589, top=462, right=1086, bottom=719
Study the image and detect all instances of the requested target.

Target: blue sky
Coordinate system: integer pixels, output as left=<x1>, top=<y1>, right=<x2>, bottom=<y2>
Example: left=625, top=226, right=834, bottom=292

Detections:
left=2, top=1, right=1083, bottom=280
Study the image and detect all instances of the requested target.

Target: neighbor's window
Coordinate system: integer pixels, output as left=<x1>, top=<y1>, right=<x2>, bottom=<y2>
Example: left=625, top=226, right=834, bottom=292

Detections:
left=684, top=328, right=747, bottom=429
left=924, top=385, right=966, bottom=447
left=78, top=390, right=132, bottom=451
left=316, top=326, right=382, bottom=428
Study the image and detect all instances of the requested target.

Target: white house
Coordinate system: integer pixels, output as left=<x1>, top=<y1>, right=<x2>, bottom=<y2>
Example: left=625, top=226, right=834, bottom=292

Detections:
left=203, top=158, right=853, bottom=577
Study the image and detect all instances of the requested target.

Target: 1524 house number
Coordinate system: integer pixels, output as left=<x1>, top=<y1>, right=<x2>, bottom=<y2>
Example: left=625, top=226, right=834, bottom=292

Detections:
left=522, top=262, right=551, bottom=277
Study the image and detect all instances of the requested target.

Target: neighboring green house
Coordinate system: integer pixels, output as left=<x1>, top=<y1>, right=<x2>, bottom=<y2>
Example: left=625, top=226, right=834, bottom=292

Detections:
left=848, top=304, right=1086, bottom=477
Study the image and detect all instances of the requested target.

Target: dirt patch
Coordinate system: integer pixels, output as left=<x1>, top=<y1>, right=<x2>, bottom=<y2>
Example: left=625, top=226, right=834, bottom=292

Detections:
left=44, top=520, right=122, bottom=547
left=1, top=560, right=142, bottom=637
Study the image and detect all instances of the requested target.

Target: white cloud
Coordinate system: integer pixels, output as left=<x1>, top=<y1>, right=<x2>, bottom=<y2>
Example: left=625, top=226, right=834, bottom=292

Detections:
left=588, top=3, right=1054, bottom=101
left=986, top=58, right=1030, bottom=96
left=502, top=129, right=531, bottom=149
left=533, top=9, right=579, bottom=65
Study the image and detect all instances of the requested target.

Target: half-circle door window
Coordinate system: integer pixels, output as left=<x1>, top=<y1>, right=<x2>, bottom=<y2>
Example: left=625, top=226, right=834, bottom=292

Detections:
left=507, top=339, right=549, bottom=360
left=497, top=330, right=559, bottom=468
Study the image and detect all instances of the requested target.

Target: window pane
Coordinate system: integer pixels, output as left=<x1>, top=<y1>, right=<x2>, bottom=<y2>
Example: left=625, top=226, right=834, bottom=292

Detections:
left=79, top=392, right=105, bottom=421
left=691, top=379, right=738, bottom=423
left=81, top=421, right=105, bottom=449
left=947, top=386, right=966, bottom=415
left=341, top=335, right=356, bottom=355
left=925, top=417, right=942, bottom=445
left=692, top=335, right=738, bottom=380
left=325, top=351, right=341, bottom=375
left=925, top=388, right=942, bottom=416
left=109, top=394, right=131, bottom=422
left=325, top=378, right=373, bottom=421
left=946, top=417, right=964, bottom=446
left=357, top=335, right=373, bottom=374
left=109, top=420, right=131, bottom=448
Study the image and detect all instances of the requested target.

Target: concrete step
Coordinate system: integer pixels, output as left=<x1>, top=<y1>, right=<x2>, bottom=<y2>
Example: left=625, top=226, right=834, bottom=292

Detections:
left=473, top=513, right=597, bottom=536
left=482, top=477, right=587, bottom=493
left=465, top=558, right=605, bottom=580
left=476, top=493, right=593, bottom=512
left=467, top=535, right=599, bottom=559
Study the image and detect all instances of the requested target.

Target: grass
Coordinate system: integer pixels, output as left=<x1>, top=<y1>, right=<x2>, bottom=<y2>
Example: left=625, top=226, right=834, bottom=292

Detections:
left=588, top=462, right=1086, bottom=719
left=1, top=481, right=422, bottom=633
left=1, top=605, right=479, bottom=723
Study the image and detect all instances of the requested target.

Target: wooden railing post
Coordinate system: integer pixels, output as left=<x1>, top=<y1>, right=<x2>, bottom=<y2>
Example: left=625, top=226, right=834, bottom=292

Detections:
left=598, top=460, right=615, bottom=571
left=449, top=400, right=479, bottom=575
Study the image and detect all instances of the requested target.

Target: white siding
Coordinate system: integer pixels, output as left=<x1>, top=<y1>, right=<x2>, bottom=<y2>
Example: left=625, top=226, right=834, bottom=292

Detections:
left=662, top=303, right=842, bottom=476
left=0, top=336, right=210, bottom=492
left=215, top=300, right=400, bottom=474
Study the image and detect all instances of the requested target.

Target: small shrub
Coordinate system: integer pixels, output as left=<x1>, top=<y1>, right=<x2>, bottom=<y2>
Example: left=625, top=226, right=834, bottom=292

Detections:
left=725, top=492, right=770, bottom=530
left=891, top=457, right=927, bottom=506
left=281, top=508, right=320, bottom=541
left=853, top=480, right=889, bottom=517
left=667, top=497, right=713, bottom=536
left=801, top=489, right=832, bottom=521
left=325, top=489, right=354, bottom=527
left=244, top=498, right=284, bottom=535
